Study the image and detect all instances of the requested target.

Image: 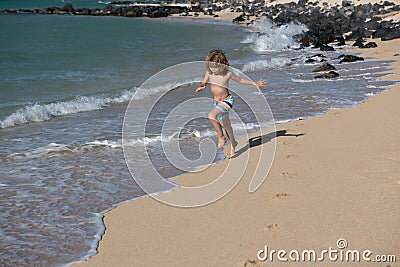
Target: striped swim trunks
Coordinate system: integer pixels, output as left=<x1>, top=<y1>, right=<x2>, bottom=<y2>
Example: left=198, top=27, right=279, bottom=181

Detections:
left=213, top=94, right=234, bottom=121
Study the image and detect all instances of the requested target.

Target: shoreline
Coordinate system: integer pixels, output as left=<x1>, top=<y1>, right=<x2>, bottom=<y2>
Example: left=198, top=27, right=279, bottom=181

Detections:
left=73, top=37, right=399, bottom=266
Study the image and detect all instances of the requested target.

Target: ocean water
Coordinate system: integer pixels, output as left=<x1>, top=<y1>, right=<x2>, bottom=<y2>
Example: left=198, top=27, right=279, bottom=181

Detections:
left=0, top=11, right=397, bottom=266
left=0, top=0, right=108, bottom=10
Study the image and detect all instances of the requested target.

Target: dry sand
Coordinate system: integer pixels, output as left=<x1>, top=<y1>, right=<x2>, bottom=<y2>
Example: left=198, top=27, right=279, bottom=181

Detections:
left=74, top=35, right=400, bottom=267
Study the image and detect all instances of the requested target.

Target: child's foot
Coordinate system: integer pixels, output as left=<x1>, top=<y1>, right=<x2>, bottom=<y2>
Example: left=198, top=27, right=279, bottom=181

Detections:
left=229, top=140, right=238, bottom=158
left=217, top=136, right=226, bottom=149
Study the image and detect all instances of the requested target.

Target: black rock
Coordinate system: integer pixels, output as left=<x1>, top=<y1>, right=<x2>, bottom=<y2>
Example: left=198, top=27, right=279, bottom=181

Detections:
left=352, top=38, right=365, bottom=48
left=126, top=10, right=140, bottom=17
left=350, top=6, right=365, bottom=21
left=314, top=70, right=339, bottom=79
left=334, top=35, right=346, bottom=46
left=320, top=44, right=335, bottom=51
left=306, top=53, right=327, bottom=63
left=339, top=55, right=364, bottom=63
left=232, top=14, right=245, bottom=23
left=365, top=17, right=381, bottom=31
left=61, top=3, right=74, bottom=13
left=313, top=63, right=336, bottom=72
left=346, top=27, right=372, bottom=40
left=382, top=1, right=394, bottom=6
left=299, top=32, right=318, bottom=47
left=74, top=8, right=91, bottom=15
left=298, top=0, right=308, bottom=6
left=381, top=29, right=400, bottom=41
left=312, top=53, right=327, bottom=58
left=361, top=42, right=378, bottom=48
left=44, top=6, right=60, bottom=14
left=104, top=4, right=113, bottom=13
left=342, top=0, right=352, bottom=7
left=315, top=71, right=340, bottom=79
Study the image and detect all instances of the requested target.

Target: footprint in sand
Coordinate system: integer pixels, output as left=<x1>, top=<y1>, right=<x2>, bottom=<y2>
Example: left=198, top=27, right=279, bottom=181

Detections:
left=282, top=141, right=298, bottom=146
left=264, top=223, right=279, bottom=231
left=281, top=172, right=297, bottom=178
left=386, top=176, right=400, bottom=185
left=286, top=154, right=298, bottom=159
left=272, top=193, right=291, bottom=200
left=388, top=156, right=400, bottom=162
left=243, top=259, right=264, bottom=267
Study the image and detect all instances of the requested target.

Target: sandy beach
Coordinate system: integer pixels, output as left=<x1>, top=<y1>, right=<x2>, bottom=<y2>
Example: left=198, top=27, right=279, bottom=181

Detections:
left=72, top=28, right=400, bottom=267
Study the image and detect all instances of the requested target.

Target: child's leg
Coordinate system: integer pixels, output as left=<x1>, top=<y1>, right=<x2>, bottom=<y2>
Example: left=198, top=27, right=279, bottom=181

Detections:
left=221, top=116, right=237, bottom=156
left=208, top=108, right=225, bottom=148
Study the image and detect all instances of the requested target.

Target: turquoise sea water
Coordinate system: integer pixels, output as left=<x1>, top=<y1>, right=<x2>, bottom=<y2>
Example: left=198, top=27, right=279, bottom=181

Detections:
left=0, top=11, right=397, bottom=266
left=0, top=0, right=106, bottom=9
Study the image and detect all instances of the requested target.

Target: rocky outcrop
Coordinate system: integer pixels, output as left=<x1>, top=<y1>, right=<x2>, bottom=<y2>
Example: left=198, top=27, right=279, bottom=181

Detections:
left=361, top=41, right=378, bottom=48
left=313, top=63, right=336, bottom=72
left=61, top=3, right=74, bottom=13
left=315, top=70, right=340, bottom=79
left=339, top=55, right=365, bottom=63
left=320, top=44, right=335, bottom=51
left=240, top=0, right=400, bottom=45
left=1, top=2, right=188, bottom=18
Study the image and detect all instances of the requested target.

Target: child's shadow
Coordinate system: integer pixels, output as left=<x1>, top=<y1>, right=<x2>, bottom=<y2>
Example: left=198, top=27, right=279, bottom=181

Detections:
left=230, top=130, right=305, bottom=159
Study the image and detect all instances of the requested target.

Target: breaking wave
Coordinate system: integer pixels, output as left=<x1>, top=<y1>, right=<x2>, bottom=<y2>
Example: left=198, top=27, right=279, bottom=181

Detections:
left=242, top=57, right=291, bottom=72
left=0, top=79, right=196, bottom=128
left=242, top=18, right=308, bottom=52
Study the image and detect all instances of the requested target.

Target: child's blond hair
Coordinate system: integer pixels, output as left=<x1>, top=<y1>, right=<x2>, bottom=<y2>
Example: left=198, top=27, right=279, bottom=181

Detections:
left=205, top=49, right=229, bottom=75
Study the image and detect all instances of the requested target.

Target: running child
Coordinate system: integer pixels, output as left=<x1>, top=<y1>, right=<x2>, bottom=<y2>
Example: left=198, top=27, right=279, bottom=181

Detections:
left=195, top=49, right=266, bottom=157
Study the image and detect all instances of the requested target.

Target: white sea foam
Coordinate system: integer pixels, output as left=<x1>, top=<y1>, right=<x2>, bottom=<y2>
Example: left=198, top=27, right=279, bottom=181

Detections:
left=133, top=79, right=197, bottom=100
left=291, top=78, right=316, bottom=83
left=291, top=76, right=372, bottom=83
left=0, top=79, right=197, bottom=128
left=340, top=65, right=387, bottom=72
left=86, top=140, right=123, bottom=148
left=242, top=57, right=291, bottom=72
left=9, top=143, right=72, bottom=160
left=365, top=92, right=376, bottom=97
left=7, top=122, right=265, bottom=160
left=243, top=18, right=308, bottom=52
left=0, top=95, right=124, bottom=128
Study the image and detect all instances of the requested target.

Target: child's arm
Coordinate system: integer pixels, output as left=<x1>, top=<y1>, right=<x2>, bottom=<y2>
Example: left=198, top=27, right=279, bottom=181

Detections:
left=230, top=72, right=266, bottom=91
left=195, top=72, right=209, bottom=93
